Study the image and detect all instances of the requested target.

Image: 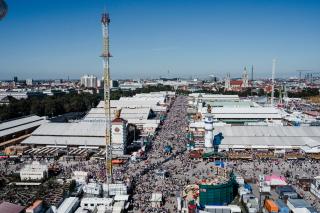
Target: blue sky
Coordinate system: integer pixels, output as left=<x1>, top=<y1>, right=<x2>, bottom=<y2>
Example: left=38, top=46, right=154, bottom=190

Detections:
left=0, top=0, right=320, bottom=80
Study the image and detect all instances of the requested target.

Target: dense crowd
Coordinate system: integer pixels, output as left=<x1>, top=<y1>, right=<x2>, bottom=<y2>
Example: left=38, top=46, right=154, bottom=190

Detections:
left=233, top=159, right=320, bottom=211
left=124, top=95, right=194, bottom=212
left=53, top=95, right=193, bottom=212
left=2, top=95, right=320, bottom=212
left=58, top=160, right=107, bottom=182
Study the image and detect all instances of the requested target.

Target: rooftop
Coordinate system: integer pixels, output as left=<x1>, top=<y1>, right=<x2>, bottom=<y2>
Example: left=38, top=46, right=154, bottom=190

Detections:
left=0, top=202, right=25, bottom=213
left=288, top=198, right=310, bottom=208
left=216, top=126, right=320, bottom=149
left=0, top=115, right=44, bottom=131
left=0, top=115, right=45, bottom=138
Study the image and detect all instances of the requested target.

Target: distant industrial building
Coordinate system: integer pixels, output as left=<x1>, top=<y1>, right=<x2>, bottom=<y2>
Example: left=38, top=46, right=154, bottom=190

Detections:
left=0, top=91, right=28, bottom=100
left=26, top=78, right=33, bottom=86
left=0, top=90, right=44, bottom=101
left=80, top=74, right=97, bottom=88
left=119, top=81, right=143, bottom=90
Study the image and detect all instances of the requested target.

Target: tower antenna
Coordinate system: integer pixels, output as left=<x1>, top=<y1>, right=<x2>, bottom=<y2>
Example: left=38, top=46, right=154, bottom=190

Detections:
left=251, top=65, right=254, bottom=82
left=101, top=11, right=112, bottom=184
left=271, top=59, right=276, bottom=106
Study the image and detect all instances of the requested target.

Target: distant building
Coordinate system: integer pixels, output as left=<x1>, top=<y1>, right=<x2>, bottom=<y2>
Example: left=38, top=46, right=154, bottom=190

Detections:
left=119, top=81, right=143, bottom=90
left=230, top=80, right=243, bottom=89
left=80, top=197, right=113, bottom=212
left=99, top=79, right=119, bottom=89
left=224, top=73, right=231, bottom=90
left=26, top=78, right=33, bottom=86
left=83, top=182, right=102, bottom=196
left=0, top=96, right=11, bottom=105
left=242, top=67, right=249, bottom=87
left=20, top=161, right=48, bottom=181
left=110, top=80, right=119, bottom=88
left=111, top=115, right=128, bottom=156
left=225, top=67, right=249, bottom=90
left=57, top=197, right=79, bottom=213
left=22, top=92, right=171, bottom=147
left=81, top=75, right=97, bottom=88
left=0, top=202, right=25, bottom=213
left=310, top=176, right=320, bottom=199
left=54, top=79, right=63, bottom=84
left=0, top=91, right=28, bottom=100
left=97, top=78, right=102, bottom=88
left=13, top=76, right=18, bottom=83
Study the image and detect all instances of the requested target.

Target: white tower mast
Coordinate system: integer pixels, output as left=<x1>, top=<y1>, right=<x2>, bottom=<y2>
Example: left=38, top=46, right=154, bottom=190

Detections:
left=101, top=12, right=112, bottom=184
left=271, top=59, right=276, bottom=106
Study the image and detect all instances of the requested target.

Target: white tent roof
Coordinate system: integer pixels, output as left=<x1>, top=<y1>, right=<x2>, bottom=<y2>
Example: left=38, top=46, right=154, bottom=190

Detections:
left=0, top=120, right=45, bottom=137
left=0, top=115, right=43, bottom=130
left=207, top=107, right=281, bottom=119
left=216, top=126, right=320, bottom=149
left=22, top=135, right=104, bottom=146
left=31, top=122, right=105, bottom=137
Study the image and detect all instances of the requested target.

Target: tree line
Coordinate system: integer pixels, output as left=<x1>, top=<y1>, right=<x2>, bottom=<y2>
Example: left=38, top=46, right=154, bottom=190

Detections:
left=0, top=84, right=174, bottom=122
left=0, top=93, right=100, bottom=122
left=110, top=84, right=173, bottom=100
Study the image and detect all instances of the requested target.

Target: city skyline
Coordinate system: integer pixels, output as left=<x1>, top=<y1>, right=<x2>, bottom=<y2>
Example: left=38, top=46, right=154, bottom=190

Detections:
left=1, top=0, right=320, bottom=80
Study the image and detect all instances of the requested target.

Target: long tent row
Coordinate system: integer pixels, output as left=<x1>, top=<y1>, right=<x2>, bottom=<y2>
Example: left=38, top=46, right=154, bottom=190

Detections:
left=22, top=92, right=175, bottom=148
left=187, top=93, right=283, bottom=125
left=0, top=115, right=44, bottom=131
left=215, top=126, right=320, bottom=151
left=0, top=115, right=46, bottom=148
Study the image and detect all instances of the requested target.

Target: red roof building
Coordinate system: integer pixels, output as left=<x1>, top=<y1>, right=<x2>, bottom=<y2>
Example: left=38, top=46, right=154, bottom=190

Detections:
left=0, top=202, right=25, bottom=213
left=264, top=85, right=272, bottom=93
left=112, top=117, right=127, bottom=124
left=230, top=80, right=243, bottom=87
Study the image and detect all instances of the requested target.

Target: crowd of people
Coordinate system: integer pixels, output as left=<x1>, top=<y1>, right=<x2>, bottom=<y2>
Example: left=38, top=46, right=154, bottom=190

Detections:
left=58, top=160, right=107, bottom=182
left=122, top=95, right=194, bottom=212
left=232, top=159, right=320, bottom=211
left=2, top=94, right=320, bottom=213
